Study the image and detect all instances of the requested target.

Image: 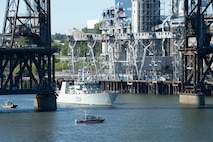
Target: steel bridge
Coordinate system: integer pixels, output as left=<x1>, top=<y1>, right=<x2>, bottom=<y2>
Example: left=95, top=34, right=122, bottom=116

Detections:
left=0, top=0, right=56, bottom=111
left=182, top=0, right=213, bottom=94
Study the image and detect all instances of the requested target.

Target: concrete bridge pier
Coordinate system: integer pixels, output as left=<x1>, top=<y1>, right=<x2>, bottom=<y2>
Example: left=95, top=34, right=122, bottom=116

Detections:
left=179, top=93, right=205, bottom=106
left=34, top=94, right=57, bottom=111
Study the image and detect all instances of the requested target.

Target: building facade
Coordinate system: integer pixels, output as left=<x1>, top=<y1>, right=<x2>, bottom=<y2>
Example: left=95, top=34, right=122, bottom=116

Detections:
left=132, top=0, right=161, bottom=33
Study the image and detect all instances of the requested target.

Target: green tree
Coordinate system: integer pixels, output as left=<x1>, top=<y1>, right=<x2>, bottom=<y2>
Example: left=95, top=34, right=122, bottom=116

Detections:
left=51, top=33, right=69, bottom=56
left=94, top=23, right=101, bottom=34
left=82, top=27, right=88, bottom=33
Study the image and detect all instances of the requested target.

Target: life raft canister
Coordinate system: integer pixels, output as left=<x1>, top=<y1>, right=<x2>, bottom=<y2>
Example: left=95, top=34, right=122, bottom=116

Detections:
left=82, top=89, right=87, bottom=94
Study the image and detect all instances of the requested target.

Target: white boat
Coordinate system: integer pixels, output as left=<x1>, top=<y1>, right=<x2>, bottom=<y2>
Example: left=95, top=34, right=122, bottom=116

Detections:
left=57, top=80, right=119, bottom=106
left=57, top=71, right=119, bottom=106
left=1, top=100, right=18, bottom=108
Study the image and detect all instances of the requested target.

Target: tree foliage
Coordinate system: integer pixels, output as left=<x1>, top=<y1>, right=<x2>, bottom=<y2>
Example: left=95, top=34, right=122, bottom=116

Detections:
left=52, top=23, right=103, bottom=71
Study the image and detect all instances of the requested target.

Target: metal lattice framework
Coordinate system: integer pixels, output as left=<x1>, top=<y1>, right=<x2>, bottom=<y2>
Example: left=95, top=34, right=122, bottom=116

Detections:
left=2, top=0, right=51, bottom=48
left=0, top=0, right=55, bottom=95
left=182, top=0, right=213, bottom=94
left=67, top=30, right=177, bottom=79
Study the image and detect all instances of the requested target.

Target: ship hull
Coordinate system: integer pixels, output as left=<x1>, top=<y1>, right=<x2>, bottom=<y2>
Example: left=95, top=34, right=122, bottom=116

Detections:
left=57, top=92, right=119, bottom=106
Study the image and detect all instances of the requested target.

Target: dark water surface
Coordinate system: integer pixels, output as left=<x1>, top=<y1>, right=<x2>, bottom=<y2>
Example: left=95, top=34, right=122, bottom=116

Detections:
left=0, top=94, right=213, bottom=142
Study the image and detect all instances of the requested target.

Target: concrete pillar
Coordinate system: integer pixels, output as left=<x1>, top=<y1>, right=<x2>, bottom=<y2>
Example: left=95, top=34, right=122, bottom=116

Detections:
left=179, top=93, right=205, bottom=106
left=34, top=94, right=57, bottom=112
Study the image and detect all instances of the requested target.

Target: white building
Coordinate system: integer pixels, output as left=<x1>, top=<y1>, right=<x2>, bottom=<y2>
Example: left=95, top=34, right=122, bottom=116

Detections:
left=87, top=19, right=100, bottom=29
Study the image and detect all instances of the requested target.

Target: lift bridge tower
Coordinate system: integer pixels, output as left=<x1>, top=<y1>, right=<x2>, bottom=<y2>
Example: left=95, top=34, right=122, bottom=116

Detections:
left=180, top=0, right=213, bottom=105
left=0, top=0, right=57, bottom=111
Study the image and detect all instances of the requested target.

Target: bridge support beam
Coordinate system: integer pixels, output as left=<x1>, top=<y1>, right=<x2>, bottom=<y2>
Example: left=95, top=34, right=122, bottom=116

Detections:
left=179, top=93, right=205, bottom=106
left=34, top=94, right=57, bottom=111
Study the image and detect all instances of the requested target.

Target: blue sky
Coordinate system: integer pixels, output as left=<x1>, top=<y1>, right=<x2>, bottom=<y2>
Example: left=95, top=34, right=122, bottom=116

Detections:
left=0, top=0, right=115, bottom=34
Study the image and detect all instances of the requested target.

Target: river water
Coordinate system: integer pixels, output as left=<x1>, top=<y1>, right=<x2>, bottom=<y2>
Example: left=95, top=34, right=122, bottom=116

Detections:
left=0, top=94, right=213, bottom=142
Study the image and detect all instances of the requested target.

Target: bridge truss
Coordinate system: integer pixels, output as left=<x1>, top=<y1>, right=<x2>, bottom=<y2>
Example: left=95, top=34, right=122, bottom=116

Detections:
left=0, top=0, right=56, bottom=95
left=182, top=0, right=213, bottom=95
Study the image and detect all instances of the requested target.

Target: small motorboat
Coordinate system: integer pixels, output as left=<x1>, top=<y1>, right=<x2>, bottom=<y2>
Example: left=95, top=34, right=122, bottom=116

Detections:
left=75, top=114, right=105, bottom=124
left=1, top=100, right=18, bottom=108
